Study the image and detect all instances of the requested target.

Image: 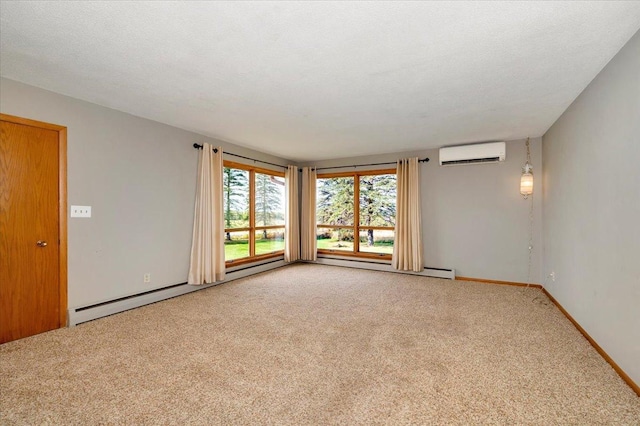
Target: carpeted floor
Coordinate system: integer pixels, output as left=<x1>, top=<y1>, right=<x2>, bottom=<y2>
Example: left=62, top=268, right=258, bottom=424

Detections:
left=1, top=264, right=638, bottom=425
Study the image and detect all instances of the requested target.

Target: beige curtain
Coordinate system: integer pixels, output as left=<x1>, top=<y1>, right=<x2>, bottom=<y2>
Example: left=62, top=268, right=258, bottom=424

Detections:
left=300, top=167, right=317, bottom=261
left=392, top=158, right=424, bottom=272
left=188, top=144, right=225, bottom=285
left=284, top=165, right=300, bottom=262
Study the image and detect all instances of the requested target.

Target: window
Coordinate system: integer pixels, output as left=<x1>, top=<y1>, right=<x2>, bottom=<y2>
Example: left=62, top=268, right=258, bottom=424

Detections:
left=223, top=161, right=285, bottom=264
left=316, top=169, right=396, bottom=258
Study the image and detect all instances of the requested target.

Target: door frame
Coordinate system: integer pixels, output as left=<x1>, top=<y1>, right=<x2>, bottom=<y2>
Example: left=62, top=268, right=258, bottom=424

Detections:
left=1, top=113, right=68, bottom=327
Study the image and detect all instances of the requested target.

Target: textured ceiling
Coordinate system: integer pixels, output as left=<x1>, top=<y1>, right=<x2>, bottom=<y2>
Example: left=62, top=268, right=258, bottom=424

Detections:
left=1, top=2, right=639, bottom=161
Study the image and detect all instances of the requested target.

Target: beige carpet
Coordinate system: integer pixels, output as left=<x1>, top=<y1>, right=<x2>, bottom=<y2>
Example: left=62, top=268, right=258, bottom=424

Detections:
left=1, top=264, right=638, bottom=425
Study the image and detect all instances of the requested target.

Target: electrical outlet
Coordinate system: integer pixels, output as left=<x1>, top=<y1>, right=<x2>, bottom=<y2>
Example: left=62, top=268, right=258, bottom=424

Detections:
left=70, top=205, right=92, bottom=218
left=549, top=272, right=555, bottom=282
left=144, top=273, right=151, bottom=283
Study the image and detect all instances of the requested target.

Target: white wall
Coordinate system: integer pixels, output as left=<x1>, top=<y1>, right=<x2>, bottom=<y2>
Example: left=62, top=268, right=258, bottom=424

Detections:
left=0, top=78, right=290, bottom=308
left=302, top=137, right=543, bottom=284
left=542, top=31, right=640, bottom=383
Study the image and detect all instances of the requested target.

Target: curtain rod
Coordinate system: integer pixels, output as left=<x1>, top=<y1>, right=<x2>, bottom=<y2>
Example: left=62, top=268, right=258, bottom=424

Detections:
left=193, top=143, right=429, bottom=171
left=313, top=158, right=429, bottom=171
left=193, top=143, right=287, bottom=170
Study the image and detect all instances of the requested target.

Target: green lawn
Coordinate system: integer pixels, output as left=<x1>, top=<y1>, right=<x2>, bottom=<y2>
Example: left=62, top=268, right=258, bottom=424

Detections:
left=316, top=239, right=353, bottom=251
left=317, top=239, right=393, bottom=254
left=224, top=239, right=285, bottom=261
left=225, top=238, right=393, bottom=260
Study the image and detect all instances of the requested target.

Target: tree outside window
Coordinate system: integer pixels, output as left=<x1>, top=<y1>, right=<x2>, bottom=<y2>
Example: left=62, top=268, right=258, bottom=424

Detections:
left=316, top=170, right=396, bottom=258
left=223, top=163, right=285, bottom=263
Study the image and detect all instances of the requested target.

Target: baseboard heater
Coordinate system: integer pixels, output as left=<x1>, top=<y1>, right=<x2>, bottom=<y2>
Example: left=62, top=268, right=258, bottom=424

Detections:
left=67, top=258, right=287, bottom=327
left=312, top=256, right=455, bottom=279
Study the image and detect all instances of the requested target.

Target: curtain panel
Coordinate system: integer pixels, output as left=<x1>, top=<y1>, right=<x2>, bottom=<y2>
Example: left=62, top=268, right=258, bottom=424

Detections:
left=285, top=165, right=300, bottom=262
left=392, top=158, right=424, bottom=272
left=301, top=167, right=317, bottom=261
left=188, top=143, right=226, bottom=285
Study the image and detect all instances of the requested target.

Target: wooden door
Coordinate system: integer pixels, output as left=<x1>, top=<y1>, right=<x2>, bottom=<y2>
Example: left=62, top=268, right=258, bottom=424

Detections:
left=0, top=114, right=67, bottom=343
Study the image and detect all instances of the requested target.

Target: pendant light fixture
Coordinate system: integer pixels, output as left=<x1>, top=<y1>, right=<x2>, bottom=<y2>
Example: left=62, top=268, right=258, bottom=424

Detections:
left=520, top=138, right=533, bottom=199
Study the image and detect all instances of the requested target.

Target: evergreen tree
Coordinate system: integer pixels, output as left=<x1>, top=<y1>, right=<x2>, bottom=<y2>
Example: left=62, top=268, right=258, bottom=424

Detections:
left=359, top=174, right=396, bottom=246
left=317, top=174, right=396, bottom=245
left=317, top=177, right=354, bottom=241
left=255, top=173, right=283, bottom=238
left=223, top=167, right=248, bottom=241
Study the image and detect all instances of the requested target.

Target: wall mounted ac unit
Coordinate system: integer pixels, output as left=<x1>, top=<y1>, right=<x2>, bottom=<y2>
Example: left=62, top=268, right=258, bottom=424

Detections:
left=439, top=142, right=506, bottom=166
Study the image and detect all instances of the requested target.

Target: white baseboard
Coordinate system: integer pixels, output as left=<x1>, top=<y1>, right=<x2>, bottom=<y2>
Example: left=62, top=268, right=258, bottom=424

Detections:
left=311, top=256, right=455, bottom=279
left=68, top=256, right=453, bottom=326
left=68, top=258, right=287, bottom=326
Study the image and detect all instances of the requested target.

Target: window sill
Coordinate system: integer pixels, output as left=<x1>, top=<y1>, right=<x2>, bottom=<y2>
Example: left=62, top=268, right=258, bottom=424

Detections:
left=316, top=249, right=392, bottom=261
left=225, top=252, right=284, bottom=268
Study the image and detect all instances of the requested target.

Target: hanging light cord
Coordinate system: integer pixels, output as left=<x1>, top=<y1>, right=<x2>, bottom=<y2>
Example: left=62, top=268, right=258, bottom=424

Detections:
left=526, top=193, right=534, bottom=290
left=519, top=138, right=548, bottom=305
left=522, top=139, right=543, bottom=303
left=524, top=137, right=533, bottom=290
left=524, top=147, right=548, bottom=305
left=523, top=168, right=543, bottom=303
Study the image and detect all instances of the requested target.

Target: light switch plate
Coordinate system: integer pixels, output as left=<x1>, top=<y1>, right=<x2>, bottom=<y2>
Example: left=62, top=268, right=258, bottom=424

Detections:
left=71, top=205, right=91, bottom=218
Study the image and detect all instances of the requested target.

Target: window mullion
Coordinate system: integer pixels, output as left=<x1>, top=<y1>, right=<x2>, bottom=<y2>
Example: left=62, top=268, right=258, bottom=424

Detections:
left=249, top=170, right=256, bottom=257
left=354, top=174, right=359, bottom=254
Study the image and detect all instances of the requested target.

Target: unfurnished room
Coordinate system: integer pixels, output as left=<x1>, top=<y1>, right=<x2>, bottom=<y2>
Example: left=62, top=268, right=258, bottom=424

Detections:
left=1, top=1, right=639, bottom=424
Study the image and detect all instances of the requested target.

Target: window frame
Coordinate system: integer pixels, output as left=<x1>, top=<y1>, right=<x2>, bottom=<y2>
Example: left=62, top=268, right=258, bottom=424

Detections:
left=223, top=160, right=285, bottom=266
left=316, top=168, right=396, bottom=260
